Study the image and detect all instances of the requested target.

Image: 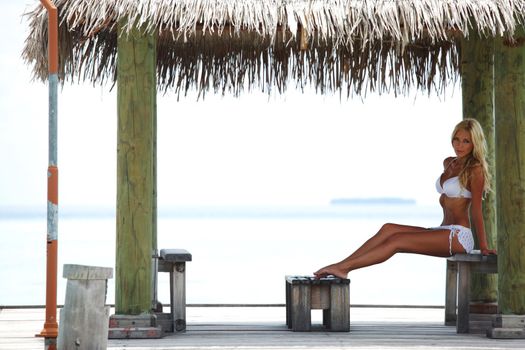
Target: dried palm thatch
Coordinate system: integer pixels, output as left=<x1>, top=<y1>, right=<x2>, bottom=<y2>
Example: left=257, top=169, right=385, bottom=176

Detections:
left=23, top=0, right=525, bottom=97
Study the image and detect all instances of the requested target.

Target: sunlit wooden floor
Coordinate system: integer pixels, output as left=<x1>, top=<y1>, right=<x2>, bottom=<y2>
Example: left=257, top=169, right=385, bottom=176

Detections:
left=2, top=306, right=524, bottom=349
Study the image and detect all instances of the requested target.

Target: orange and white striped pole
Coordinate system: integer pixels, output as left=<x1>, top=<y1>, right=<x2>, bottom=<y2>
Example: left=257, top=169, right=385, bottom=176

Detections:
left=36, top=0, right=59, bottom=347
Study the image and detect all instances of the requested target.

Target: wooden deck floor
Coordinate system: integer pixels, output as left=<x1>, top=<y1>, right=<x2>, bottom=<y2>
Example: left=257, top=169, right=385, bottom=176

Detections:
left=1, top=306, right=524, bottom=349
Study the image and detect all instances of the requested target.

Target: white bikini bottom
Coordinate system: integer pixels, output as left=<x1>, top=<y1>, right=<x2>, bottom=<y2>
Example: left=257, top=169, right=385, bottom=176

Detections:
left=430, top=225, right=474, bottom=255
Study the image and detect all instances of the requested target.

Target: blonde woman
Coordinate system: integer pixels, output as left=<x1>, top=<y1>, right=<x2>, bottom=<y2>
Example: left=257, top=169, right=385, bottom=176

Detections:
left=314, top=118, right=497, bottom=279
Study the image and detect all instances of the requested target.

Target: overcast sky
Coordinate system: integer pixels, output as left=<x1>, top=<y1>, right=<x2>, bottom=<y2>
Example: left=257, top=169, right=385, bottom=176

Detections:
left=1, top=1, right=463, bottom=212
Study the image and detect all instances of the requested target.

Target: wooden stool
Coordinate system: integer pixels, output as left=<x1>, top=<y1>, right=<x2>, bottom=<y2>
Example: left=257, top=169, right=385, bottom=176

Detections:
left=60, top=265, right=113, bottom=346
left=158, top=249, right=192, bottom=332
left=285, top=276, right=350, bottom=332
left=445, top=251, right=497, bottom=333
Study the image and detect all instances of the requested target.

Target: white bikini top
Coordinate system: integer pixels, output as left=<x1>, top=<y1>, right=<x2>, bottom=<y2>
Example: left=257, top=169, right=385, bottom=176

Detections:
left=436, top=176, right=472, bottom=199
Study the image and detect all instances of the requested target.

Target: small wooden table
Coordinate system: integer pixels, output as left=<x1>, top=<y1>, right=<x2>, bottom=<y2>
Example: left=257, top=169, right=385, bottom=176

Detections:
left=285, top=275, right=350, bottom=332
left=158, top=249, right=192, bottom=332
left=445, top=251, right=497, bottom=333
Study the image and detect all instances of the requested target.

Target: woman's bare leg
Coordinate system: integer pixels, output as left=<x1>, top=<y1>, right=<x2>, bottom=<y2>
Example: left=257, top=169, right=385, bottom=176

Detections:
left=311, top=223, right=425, bottom=279
left=346, top=223, right=426, bottom=260
left=314, top=229, right=465, bottom=279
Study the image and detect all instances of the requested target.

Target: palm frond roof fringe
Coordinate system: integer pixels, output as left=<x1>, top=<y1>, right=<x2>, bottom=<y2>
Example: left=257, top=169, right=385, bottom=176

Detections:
left=23, top=0, right=525, bottom=97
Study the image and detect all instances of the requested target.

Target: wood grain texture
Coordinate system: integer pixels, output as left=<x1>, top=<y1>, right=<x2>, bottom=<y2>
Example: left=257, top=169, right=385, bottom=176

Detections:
left=171, top=262, right=187, bottom=331
left=461, top=30, right=498, bottom=303
left=495, top=27, right=525, bottom=315
left=290, top=285, right=311, bottom=331
left=3, top=307, right=525, bottom=349
left=445, top=254, right=497, bottom=333
left=115, top=20, right=157, bottom=315
left=58, top=266, right=111, bottom=350
left=444, top=260, right=458, bottom=325
left=328, top=284, right=350, bottom=331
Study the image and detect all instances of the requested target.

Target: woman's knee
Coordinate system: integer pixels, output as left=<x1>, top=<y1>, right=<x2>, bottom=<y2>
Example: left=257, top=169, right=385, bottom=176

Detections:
left=379, top=223, right=400, bottom=235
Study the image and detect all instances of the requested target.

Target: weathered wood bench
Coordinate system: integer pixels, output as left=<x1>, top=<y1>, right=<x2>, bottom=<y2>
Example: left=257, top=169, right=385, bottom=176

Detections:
left=285, top=275, right=350, bottom=332
left=157, top=249, right=192, bottom=332
left=445, top=250, right=497, bottom=333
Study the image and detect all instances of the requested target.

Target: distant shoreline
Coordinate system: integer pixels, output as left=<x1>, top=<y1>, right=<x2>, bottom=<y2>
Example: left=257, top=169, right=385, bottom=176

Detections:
left=330, top=197, right=416, bottom=205
left=1, top=200, right=428, bottom=220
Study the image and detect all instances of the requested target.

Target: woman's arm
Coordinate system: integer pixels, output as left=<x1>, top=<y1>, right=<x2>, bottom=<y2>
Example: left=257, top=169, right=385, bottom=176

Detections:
left=469, top=166, right=497, bottom=255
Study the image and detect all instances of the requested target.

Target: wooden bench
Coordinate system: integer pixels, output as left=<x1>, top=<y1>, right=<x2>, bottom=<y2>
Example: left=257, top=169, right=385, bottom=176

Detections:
left=157, top=249, right=192, bottom=332
left=445, top=251, right=497, bottom=333
left=285, top=275, right=350, bottom=332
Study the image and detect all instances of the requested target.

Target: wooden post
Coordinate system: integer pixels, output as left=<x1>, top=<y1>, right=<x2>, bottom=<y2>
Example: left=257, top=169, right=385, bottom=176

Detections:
left=290, top=284, right=311, bottom=331
left=491, top=27, right=525, bottom=338
left=444, top=260, right=458, bottom=325
left=57, top=265, right=113, bottom=350
left=152, top=82, right=158, bottom=310
left=495, top=27, right=525, bottom=314
left=457, top=262, right=471, bottom=333
left=460, top=31, right=497, bottom=303
left=170, top=262, right=186, bottom=331
left=327, top=283, right=350, bottom=332
left=116, top=21, right=157, bottom=315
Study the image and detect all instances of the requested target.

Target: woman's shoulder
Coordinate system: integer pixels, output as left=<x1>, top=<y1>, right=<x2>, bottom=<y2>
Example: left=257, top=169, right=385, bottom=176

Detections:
left=443, top=156, right=455, bottom=168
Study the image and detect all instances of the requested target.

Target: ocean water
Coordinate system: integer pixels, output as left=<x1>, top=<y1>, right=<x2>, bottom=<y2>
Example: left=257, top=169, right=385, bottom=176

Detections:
left=0, top=204, right=447, bottom=307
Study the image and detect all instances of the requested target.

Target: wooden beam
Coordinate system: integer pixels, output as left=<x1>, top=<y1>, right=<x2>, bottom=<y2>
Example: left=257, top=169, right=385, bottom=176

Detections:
left=115, top=21, right=157, bottom=315
left=495, top=27, right=525, bottom=315
left=460, top=31, right=497, bottom=303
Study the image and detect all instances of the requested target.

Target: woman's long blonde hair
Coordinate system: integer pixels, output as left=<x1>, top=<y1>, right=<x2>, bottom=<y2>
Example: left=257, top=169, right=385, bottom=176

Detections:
left=452, top=118, right=492, bottom=193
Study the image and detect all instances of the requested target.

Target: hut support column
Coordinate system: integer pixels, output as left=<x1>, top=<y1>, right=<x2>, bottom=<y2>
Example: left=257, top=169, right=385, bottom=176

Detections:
left=489, top=28, right=525, bottom=339
left=113, top=20, right=158, bottom=322
left=461, top=33, right=498, bottom=310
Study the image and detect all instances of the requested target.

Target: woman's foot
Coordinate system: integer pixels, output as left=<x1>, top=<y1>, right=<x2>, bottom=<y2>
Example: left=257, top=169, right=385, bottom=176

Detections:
left=313, top=264, right=348, bottom=279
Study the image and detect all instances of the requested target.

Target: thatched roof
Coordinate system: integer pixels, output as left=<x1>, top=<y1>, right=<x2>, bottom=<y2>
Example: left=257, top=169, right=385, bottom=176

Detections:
left=23, top=0, right=525, bottom=97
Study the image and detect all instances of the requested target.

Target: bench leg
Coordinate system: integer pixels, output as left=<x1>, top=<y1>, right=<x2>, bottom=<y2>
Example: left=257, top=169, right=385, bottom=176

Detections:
left=286, top=281, right=291, bottom=329
left=290, top=285, right=311, bottom=331
left=323, top=309, right=330, bottom=328
left=170, top=262, right=187, bottom=332
left=457, top=262, right=470, bottom=333
left=325, top=284, right=350, bottom=332
left=445, top=260, right=458, bottom=326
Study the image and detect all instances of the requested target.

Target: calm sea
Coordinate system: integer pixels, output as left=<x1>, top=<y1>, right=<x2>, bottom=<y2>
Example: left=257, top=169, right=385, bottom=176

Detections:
left=0, top=204, right=446, bottom=307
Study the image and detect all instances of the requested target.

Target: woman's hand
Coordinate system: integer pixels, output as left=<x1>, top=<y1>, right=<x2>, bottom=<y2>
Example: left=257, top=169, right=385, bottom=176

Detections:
left=481, top=248, right=497, bottom=255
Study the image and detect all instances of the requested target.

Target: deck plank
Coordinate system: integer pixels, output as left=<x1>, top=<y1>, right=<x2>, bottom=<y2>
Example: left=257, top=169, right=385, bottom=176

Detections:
left=2, top=307, right=525, bottom=349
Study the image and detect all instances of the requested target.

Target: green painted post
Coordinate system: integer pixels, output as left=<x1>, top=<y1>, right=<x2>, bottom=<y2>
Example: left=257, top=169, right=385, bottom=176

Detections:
left=461, top=32, right=497, bottom=303
left=495, top=27, right=525, bottom=315
left=115, top=21, right=157, bottom=315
